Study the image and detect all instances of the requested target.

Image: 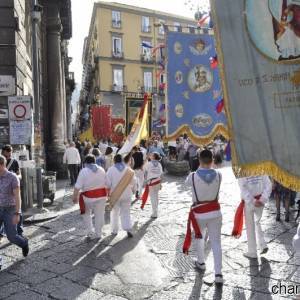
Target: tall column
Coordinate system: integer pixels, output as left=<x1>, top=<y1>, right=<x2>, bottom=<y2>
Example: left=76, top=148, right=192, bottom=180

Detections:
left=61, top=44, right=67, bottom=142
left=45, top=4, right=67, bottom=177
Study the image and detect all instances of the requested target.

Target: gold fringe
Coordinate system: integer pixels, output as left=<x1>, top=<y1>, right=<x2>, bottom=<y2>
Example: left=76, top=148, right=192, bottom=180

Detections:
left=165, top=124, right=229, bottom=146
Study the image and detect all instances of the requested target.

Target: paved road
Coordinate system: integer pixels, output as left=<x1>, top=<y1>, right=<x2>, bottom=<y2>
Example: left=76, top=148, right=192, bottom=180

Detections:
left=0, top=165, right=299, bottom=299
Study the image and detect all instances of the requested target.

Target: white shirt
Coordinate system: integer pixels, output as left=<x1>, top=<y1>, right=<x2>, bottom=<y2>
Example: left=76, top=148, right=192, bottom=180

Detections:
left=238, top=176, right=272, bottom=205
left=63, top=147, right=81, bottom=165
left=106, top=165, right=136, bottom=199
left=75, top=166, right=107, bottom=203
left=99, top=142, right=108, bottom=154
left=293, top=223, right=300, bottom=253
left=144, top=160, right=163, bottom=181
left=185, top=170, right=222, bottom=220
left=140, top=147, right=147, bottom=161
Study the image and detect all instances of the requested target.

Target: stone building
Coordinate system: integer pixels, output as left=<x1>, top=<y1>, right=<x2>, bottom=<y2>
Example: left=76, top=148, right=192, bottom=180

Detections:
left=0, top=0, right=74, bottom=176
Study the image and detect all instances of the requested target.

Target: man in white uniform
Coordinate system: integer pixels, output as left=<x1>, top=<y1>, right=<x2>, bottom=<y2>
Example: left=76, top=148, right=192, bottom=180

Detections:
left=73, top=155, right=107, bottom=240
left=106, top=154, right=136, bottom=237
left=142, top=152, right=163, bottom=218
left=238, top=175, right=272, bottom=258
left=184, top=149, right=223, bottom=284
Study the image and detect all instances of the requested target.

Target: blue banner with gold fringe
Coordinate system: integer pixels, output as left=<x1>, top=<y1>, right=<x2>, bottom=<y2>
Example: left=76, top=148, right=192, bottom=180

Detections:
left=166, top=31, right=227, bottom=145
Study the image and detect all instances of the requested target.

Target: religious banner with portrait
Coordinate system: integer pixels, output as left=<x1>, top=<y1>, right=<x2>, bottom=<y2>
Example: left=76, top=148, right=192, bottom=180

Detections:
left=166, top=31, right=227, bottom=145
left=211, top=0, right=300, bottom=189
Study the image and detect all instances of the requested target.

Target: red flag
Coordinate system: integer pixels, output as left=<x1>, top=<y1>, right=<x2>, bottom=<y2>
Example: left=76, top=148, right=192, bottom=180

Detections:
left=232, top=200, right=244, bottom=238
left=216, top=98, right=224, bottom=113
left=210, top=55, right=218, bottom=69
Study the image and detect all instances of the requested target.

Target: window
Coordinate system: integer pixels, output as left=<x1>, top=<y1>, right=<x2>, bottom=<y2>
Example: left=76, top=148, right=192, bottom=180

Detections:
left=143, top=71, right=152, bottom=92
left=142, top=16, right=150, bottom=32
left=158, top=20, right=165, bottom=35
left=112, top=11, right=121, bottom=28
left=141, top=40, right=152, bottom=61
left=174, top=22, right=180, bottom=32
left=112, top=36, right=122, bottom=57
left=113, top=69, right=123, bottom=91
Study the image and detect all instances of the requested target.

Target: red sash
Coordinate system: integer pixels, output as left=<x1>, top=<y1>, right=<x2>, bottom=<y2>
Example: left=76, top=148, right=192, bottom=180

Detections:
left=231, top=194, right=261, bottom=238
left=182, top=200, right=220, bottom=254
left=79, top=188, right=107, bottom=215
left=140, top=179, right=161, bottom=209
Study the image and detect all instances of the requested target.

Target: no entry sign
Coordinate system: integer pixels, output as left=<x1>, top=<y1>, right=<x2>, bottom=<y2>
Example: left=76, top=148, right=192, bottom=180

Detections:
left=8, top=96, right=32, bottom=120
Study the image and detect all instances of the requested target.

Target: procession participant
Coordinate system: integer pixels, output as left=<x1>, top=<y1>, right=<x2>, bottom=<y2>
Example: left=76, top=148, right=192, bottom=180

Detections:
left=132, top=146, right=145, bottom=199
left=140, top=140, right=148, bottom=160
left=104, top=146, right=114, bottom=171
left=235, top=175, right=272, bottom=258
left=0, top=155, right=29, bottom=256
left=141, top=152, right=163, bottom=218
left=183, top=149, right=223, bottom=284
left=106, top=154, right=136, bottom=237
left=73, top=154, right=107, bottom=240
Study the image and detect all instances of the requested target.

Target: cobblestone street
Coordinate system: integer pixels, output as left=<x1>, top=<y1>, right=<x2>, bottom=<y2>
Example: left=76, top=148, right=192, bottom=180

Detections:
left=0, top=165, right=299, bottom=300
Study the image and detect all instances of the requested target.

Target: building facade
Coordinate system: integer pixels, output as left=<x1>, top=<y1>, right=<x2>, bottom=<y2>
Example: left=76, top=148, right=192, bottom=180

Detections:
left=78, top=2, right=196, bottom=134
left=0, top=0, right=74, bottom=176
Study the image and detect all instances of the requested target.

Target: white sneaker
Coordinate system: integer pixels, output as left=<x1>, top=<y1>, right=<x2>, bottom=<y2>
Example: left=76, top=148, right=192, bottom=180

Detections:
left=195, top=261, right=206, bottom=271
left=243, top=252, right=258, bottom=259
left=215, top=274, right=224, bottom=284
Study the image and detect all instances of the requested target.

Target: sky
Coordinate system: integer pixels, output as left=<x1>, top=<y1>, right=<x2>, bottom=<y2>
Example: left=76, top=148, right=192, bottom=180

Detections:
left=68, top=0, right=209, bottom=103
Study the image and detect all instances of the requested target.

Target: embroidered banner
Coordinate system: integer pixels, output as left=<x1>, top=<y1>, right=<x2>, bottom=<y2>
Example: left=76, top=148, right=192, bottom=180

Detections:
left=166, top=31, right=227, bottom=145
left=211, top=0, right=300, bottom=189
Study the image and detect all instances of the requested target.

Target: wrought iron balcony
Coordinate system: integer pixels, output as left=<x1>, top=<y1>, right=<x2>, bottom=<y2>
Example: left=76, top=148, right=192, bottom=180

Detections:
left=112, top=20, right=121, bottom=28
left=112, top=51, right=124, bottom=59
left=141, top=25, right=151, bottom=33
left=140, top=54, right=154, bottom=64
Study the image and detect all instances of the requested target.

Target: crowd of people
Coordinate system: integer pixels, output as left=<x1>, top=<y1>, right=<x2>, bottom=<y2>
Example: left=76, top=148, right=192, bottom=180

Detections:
left=0, top=136, right=300, bottom=284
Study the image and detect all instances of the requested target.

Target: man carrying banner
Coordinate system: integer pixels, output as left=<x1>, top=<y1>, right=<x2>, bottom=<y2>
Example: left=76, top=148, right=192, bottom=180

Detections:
left=106, top=154, right=136, bottom=237
left=183, top=149, right=223, bottom=284
left=141, top=152, right=163, bottom=218
left=236, top=176, right=272, bottom=259
left=73, top=154, right=107, bottom=240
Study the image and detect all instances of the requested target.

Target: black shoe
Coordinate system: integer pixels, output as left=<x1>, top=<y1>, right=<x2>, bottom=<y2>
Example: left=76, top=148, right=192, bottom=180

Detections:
left=127, top=231, right=133, bottom=238
left=285, top=214, right=289, bottom=223
left=22, top=243, right=29, bottom=257
left=261, top=247, right=268, bottom=255
left=135, top=191, right=139, bottom=199
left=276, top=214, right=280, bottom=222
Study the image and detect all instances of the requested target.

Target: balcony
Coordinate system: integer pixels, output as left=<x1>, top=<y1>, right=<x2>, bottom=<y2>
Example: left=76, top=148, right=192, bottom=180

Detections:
left=112, top=51, right=124, bottom=59
left=140, top=54, right=154, bottom=64
left=111, top=84, right=127, bottom=93
left=141, top=25, right=151, bottom=33
left=112, top=20, right=121, bottom=28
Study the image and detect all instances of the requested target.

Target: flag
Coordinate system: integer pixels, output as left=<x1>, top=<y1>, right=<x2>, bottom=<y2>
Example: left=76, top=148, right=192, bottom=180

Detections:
left=118, top=94, right=149, bottom=155
left=212, top=0, right=300, bottom=189
left=210, top=55, right=218, bottom=69
left=216, top=98, right=224, bottom=114
left=141, top=42, right=153, bottom=49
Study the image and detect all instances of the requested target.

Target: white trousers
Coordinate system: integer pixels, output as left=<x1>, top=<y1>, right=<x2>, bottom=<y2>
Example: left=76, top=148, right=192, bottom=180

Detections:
left=135, top=169, right=144, bottom=196
left=195, top=216, right=222, bottom=275
left=111, top=197, right=132, bottom=233
left=82, top=199, right=106, bottom=237
left=149, top=185, right=160, bottom=217
left=244, top=204, right=267, bottom=253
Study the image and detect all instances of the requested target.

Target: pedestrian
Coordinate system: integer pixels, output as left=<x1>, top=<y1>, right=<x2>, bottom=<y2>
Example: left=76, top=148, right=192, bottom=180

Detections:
left=236, top=175, right=272, bottom=259
left=106, top=154, right=136, bottom=237
left=104, top=146, right=114, bottom=171
left=141, top=152, right=163, bottom=218
left=187, top=143, right=199, bottom=171
left=183, top=149, right=223, bottom=284
left=132, top=146, right=145, bottom=199
left=0, top=155, right=29, bottom=257
left=0, top=145, right=23, bottom=242
left=92, top=148, right=106, bottom=169
left=63, top=141, right=81, bottom=186
left=72, top=154, right=107, bottom=240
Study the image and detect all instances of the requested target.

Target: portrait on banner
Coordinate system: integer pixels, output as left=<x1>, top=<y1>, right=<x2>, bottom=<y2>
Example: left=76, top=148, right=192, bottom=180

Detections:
left=188, top=65, right=213, bottom=93
left=246, top=0, right=300, bottom=61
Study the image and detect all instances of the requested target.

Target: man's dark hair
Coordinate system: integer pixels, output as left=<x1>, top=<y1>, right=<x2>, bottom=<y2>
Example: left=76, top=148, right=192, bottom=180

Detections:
left=105, top=146, right=113, bottom=155
left=85, top=154, right=96, bottom=164
left=199, top=149, right=213, bottom=164
left=152, top=152, right=161, bottom=161
left=2, top=144, right=12, bottom=152
left=114, top=154, right=123, bottom=164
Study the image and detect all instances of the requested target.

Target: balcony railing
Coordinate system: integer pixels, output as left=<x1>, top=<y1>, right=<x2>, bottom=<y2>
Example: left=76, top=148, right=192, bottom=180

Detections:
left=112, top=51, right=124, bottom=59
left=141, top=25, right=151, bottom=33
left=112, top=20, right=121, bottom=28
left=140, top=54, right=154, bottom=64
left=111, top=84, right=127, bottom=93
